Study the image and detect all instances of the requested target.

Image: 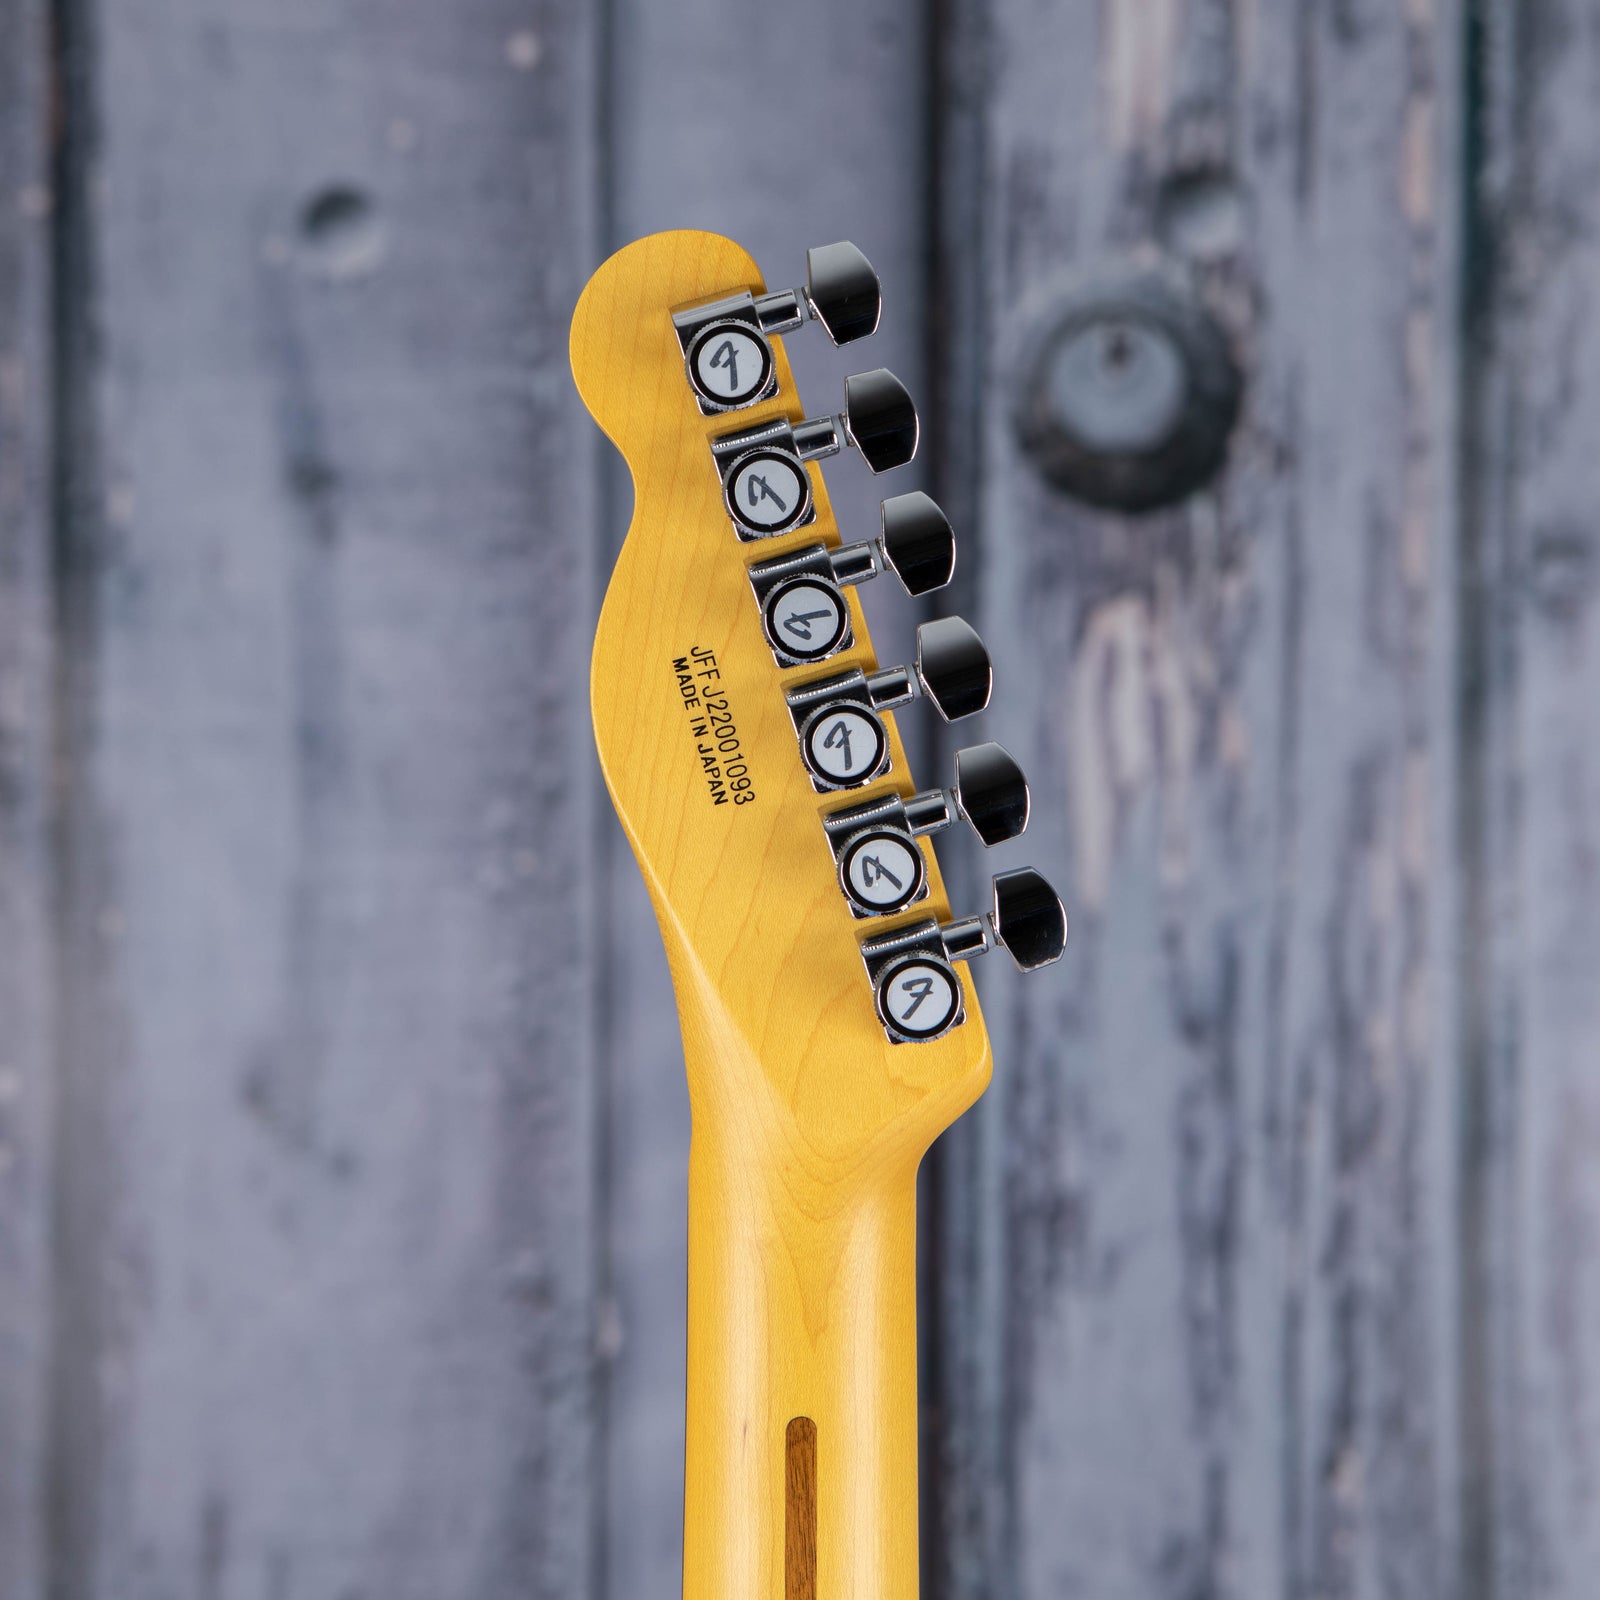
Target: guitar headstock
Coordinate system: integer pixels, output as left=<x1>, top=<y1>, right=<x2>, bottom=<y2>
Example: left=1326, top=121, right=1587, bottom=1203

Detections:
left=570, top=231, right=1064, bottom=1174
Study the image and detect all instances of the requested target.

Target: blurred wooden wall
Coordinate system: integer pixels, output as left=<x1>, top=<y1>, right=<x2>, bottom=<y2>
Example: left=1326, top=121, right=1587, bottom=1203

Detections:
left=1, top=1, right=1597, bottom=1597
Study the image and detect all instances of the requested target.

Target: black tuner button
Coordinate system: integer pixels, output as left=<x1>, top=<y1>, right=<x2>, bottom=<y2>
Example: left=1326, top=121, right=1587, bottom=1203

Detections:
left=842, top=369, right=919, bottom=473
left=952, top=742, right=1030, bottom=845
left=877, top=492, right=955, bottom=594
left=987, top=868, right=1068, bottom=970
left=862, top=617, right=991, bottom=723
left=914, top=617, right=992, bottom=720
left=938, top=868, right=1067, bottom=971
left=827, top=492, right=956, bottom=600
left=803, top=241, right=882, bottom=345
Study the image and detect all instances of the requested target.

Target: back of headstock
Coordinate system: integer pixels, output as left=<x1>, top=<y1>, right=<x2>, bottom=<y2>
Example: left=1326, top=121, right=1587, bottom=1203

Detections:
left=570, top=229, right=1061, bottom=1180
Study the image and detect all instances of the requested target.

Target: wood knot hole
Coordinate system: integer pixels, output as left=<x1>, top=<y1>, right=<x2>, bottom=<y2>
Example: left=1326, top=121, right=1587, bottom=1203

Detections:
left=297, top=185, right=386, bottom=280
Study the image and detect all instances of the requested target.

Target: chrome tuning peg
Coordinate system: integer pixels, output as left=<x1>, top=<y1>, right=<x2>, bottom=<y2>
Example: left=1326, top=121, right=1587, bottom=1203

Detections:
left=831, top=491, right=956, bottom=596
left=672, top=241, right=880, bottom=415
left=710, top=370, right=919, bottom=540
left=833, top=369, right=920, bottom=474
left=799, top=241, right=882, bottom=344
left=784, top=618, right=992, bottom=792
left=746, top=492, right=957, bottom=668
left=821, top=743, right=1030, bottom=917
left=870, top=616, right=991, bottom=721
left=860, top=869, right=1068, bottom=1043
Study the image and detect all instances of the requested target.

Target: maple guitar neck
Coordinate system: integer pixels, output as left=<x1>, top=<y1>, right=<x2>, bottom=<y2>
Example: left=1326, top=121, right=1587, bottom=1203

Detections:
left=572, top=229, right=1061, bottom=1600
left=683, top=1094, right=921, bottom=1600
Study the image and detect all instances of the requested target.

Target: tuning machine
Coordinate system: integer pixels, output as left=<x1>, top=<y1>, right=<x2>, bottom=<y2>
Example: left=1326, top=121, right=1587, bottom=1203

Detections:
left=822, top=742, right=1029, bottom=917
left=673, top=241, right=882, bottom=415
left=711, top=370, right=919, bottom=540
left=785, top=618, right=992, bottom=791
left=747, top=492, right=957, bottom=667
left=860, top=868, right=1068, bottom=1043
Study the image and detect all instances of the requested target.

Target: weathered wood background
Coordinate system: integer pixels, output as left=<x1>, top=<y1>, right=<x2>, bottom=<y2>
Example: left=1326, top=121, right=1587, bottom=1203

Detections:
left=0, top=1, right=1595, bottom=1596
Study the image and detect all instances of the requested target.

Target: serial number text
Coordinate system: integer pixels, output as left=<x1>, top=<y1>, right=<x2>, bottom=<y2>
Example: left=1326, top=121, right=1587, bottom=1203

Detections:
left=672, top=646, right=756, bottom=808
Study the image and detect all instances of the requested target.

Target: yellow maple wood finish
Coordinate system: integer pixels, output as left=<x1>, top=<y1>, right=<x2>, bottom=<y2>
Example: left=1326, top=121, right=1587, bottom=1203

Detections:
left=571, top=231, right=993, bottom=1600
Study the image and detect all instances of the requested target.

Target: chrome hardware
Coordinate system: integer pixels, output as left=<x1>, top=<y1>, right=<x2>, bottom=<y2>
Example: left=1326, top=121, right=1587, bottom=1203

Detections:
left=745, top=493, right=956, bottom=668
left=745, top=240, right=882, bottom=344
left=710, top=370, right=918, bottom=540
left=680, top=317, right=777, bottom=412
left=835, top=825, right=929, bottom=918
left=718, top=436, right=815, bottom=538
left=940, top=868, right=1068, bottom=972
left=947, top=741, right=1030, bottom=844
left=838, top=369, right=918, bottom=473
left=821, top=743, right=1030, bottom=919
left=863, top=617, right=991, bottom=721
left=799, top=241, right=881, bottom=344
left=748, top=546, right=855, bottom=667
left=785, top=620, right=990, bottom=793
left=828, top=541, right=879, bottom=587
left=673, top=241, right=881, bottom=415
left=822, top=492, right=956, bottom=597
left=785, top=675, right=891, bottom=791
left=860, top=868, right=1067, bottom=1043
left=865, top=943, right=966, bottom=1042
left=821, top=793, right=932, bottom=918
left=872, top=492, right=956, bottom=595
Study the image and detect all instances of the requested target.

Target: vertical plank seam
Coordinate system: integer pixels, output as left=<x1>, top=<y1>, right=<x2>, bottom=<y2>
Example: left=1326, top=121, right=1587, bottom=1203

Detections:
left=42, top=0, right=106, bottom=1590
left=1455, top=1, right=1516, bottom=1597
left=0, top=1, right=58, bottom=1593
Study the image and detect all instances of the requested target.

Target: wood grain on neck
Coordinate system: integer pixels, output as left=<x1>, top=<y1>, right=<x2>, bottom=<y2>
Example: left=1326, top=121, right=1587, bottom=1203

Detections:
left=573, top=230, right=993, bottom=1600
